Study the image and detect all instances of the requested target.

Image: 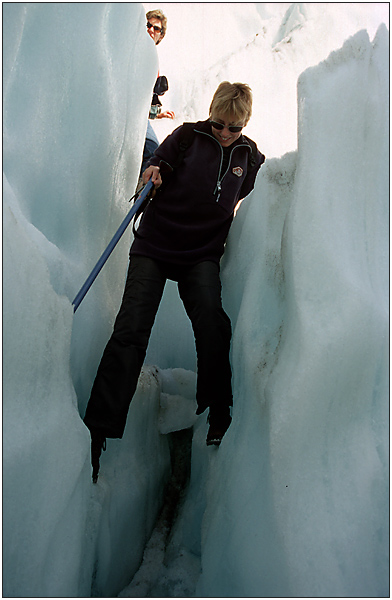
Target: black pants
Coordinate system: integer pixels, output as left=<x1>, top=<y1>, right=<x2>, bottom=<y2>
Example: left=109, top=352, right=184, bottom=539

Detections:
left=84, top=256, right=233, bottom=438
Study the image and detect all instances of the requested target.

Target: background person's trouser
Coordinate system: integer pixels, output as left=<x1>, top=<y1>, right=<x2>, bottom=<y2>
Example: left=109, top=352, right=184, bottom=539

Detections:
left=140, top=137, right=158, bottom=177
left=140, top=121, right=160, bottom=177
left=84, top=256, right=233, bottom=438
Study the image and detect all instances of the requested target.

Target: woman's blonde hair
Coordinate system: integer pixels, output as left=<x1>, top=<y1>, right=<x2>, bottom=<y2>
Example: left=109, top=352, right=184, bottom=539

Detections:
left=146, top=9, right=167, bottom=44
left=209, top=82, right=253, bottom=125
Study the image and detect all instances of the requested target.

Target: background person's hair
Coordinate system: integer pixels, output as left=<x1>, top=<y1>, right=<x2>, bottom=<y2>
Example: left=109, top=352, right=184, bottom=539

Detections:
left=146, top=9, right=167, bottom=44
left=209, top=82, right=253, bottom=125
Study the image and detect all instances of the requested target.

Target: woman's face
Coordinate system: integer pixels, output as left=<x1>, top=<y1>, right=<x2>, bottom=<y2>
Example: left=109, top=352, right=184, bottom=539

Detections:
left=210, top=114, right=244, bottom=147
left=147, top=17, right=163, bottom=45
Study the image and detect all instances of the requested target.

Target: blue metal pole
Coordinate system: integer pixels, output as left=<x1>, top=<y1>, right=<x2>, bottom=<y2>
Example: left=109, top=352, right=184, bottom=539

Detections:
left=72, top=180, right=153, bottom=312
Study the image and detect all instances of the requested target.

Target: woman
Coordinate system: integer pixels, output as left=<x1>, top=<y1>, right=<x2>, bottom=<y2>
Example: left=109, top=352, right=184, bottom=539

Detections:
left=84, top=82, right=265, bottom=482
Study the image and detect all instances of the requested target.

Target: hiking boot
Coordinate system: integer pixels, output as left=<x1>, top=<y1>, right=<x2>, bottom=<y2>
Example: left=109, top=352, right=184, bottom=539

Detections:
left=206, top=412, right=232, bottom=446
left=90, top=430, right=106, bottom=483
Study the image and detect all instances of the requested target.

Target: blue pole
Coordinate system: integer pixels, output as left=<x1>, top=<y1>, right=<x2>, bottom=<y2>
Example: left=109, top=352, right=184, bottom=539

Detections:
left=72, top=180, right=153, bottom=312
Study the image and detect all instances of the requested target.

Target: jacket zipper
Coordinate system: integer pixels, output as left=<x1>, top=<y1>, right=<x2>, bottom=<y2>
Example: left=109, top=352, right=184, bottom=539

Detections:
left=195, top=129, right=250, bottom=202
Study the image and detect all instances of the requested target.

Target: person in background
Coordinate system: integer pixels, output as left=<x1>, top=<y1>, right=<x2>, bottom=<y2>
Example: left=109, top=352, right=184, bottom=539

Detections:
left=140, top=9, right=175, bottom=177
left=84, top=82, right=265, bottom=482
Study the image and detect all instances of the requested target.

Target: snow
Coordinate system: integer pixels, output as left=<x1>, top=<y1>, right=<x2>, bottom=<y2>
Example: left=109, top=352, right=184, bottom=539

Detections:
left=3, top=2, right=389, bottom=598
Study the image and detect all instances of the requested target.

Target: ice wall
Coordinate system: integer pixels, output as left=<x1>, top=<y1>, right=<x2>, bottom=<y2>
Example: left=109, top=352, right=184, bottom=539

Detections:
left=3, top=2, right=160, bottom=413
left=3, top=175, right=90, bottom=596
left=3, top=4, right=171, bottom=597
left=195, top=26, right=389, bottom=598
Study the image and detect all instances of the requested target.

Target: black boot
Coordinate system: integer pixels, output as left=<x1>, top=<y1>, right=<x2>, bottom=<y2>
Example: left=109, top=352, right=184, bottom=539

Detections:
left=90, top=430, right=106, bottom=483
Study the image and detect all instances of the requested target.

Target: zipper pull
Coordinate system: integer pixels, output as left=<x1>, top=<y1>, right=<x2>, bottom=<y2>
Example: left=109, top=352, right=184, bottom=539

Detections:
left=216, top=181, right=221, bottom=202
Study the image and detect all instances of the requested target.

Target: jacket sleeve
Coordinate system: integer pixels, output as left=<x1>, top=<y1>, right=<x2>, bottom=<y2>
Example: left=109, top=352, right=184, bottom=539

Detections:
left=239, top=150, right=265, bottom=200
left=146, top=125, right=184, bottom=170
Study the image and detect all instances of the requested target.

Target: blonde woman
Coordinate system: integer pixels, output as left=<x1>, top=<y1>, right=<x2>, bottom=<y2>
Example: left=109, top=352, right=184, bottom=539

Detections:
left=85, top=82, right=265, bottom=482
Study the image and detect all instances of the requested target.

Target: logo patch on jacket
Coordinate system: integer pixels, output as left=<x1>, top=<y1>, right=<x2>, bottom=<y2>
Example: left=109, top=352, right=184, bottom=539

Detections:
left=232, top=166, right=243, bottom=177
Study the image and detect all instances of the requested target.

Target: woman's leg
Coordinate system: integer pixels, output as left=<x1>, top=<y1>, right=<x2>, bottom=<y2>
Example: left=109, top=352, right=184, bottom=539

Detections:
left=178, top=262, right=233, bottom=428
left=84, top=256, right=166, bottom=439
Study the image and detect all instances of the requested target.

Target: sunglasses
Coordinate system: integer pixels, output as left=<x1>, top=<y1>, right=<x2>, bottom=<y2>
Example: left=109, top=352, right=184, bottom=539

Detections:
left=210, top=120, right=243, bottom=133
left=147, top=22, right=162, bottom=33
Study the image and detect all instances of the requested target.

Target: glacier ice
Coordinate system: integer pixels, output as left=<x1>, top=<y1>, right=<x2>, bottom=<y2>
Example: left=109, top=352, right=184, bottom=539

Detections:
left=195, top=25, right=389, bottom=599
left=3, top=2, right=389, bottom=597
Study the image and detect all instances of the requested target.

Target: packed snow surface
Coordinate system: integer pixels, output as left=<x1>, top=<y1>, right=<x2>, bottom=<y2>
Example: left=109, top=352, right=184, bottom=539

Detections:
left=3, top=2, right=389, bottom=597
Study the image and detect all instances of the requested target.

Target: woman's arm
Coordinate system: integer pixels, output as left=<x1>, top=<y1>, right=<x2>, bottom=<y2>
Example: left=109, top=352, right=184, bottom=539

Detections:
left=145, top=124, right=184, bottom=171
left=239, top=150, right=265, bottom=199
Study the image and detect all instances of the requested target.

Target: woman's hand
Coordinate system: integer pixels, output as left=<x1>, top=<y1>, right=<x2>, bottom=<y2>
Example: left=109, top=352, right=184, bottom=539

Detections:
left=157, top=110, right=175, bottom=119
left=142, top=165, right=162, bottom=190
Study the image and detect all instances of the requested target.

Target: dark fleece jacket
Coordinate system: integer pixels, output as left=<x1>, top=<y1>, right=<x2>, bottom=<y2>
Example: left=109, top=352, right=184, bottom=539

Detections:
left=131, top=119, right=265, bottom=265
